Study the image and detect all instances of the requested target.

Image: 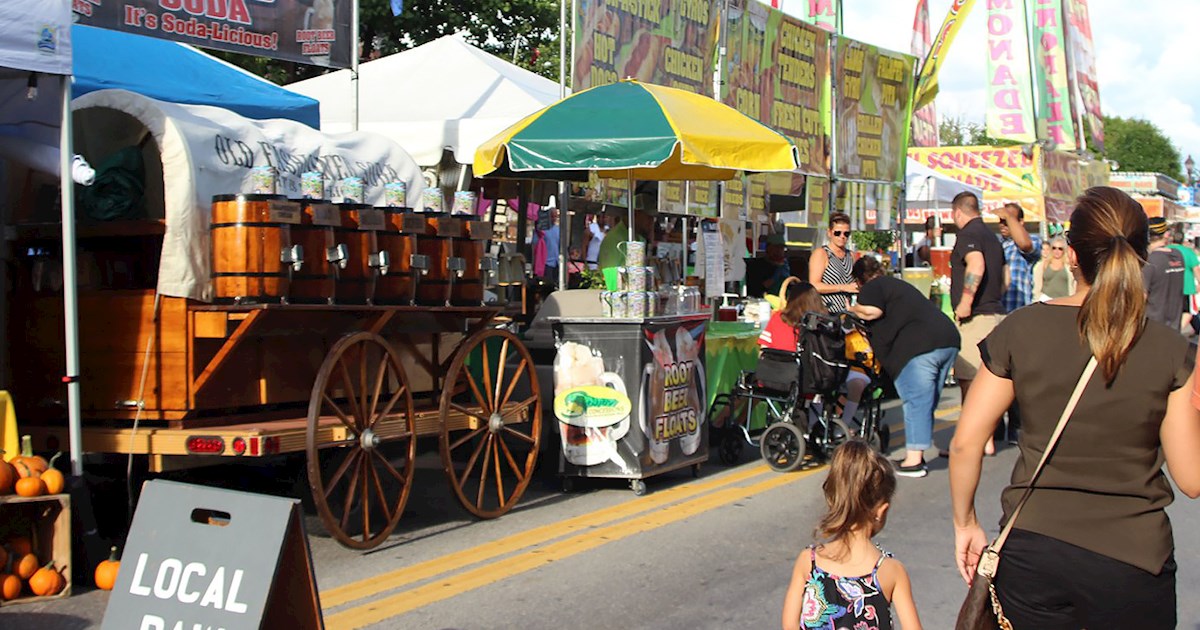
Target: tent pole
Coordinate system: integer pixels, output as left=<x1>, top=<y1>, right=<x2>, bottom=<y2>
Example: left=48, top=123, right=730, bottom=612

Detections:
left=627, top=172, right=634, bottom=242
left=59, top=75, right=83, bottom=477
left=351, top=0, right=360, bottom=131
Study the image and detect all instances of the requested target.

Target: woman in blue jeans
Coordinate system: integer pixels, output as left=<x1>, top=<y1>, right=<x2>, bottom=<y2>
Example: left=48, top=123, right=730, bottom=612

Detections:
left=849, top=257, right=960, bottom=478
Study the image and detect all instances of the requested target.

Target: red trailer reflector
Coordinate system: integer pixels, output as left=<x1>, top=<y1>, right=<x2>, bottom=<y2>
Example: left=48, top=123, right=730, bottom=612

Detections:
left=231, top=437, right=247, bottom=455
left=185, top=436, right=225, bottom=454
left=249, top=437, right=261, bottom=456
left=264, top=437, right=281, bottom=454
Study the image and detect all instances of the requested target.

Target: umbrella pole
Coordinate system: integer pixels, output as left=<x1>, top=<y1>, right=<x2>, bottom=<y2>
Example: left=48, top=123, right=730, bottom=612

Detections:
left=627, top=172, right=635, bottom=242
left=60, top=75, right=83, bottom=477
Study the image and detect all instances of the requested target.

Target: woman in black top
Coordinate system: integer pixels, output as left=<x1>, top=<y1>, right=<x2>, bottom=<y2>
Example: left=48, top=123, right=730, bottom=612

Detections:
left=850, top=257, right=960, bottom=478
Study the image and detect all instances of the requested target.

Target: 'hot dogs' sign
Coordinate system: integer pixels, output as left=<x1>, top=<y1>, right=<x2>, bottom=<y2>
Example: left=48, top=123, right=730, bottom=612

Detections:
left=101, top=480, right=323, bottom=630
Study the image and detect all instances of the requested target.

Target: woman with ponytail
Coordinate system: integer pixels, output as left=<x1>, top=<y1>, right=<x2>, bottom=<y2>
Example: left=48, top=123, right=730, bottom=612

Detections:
left=949, top=187, right=1200, bottom=628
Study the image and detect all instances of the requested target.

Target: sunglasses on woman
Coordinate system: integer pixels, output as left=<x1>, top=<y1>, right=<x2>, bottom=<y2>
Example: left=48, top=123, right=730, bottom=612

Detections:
left=1051, top=246, right=1065, bottom=251
left=832, top=230, right=851, bottom=237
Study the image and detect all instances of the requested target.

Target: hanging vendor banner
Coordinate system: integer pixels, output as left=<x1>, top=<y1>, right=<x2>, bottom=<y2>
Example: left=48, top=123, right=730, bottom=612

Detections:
left=836, top=39, right=915, bottom=183
left=1032, top=0, right=1078, bottom=150
left=913, top=0, right=977, bottom=110
left=722, top=176, right=769, bottom=222
left=722, top=0, right=829, bottom=177
left=908, top=145, right=1045, bottom=219
left=909, top=0, right=939, bottom=148
left=73, top=0, right=352, bottom=68
left=659, top=181, right=719, bottom=217
left=1064, top=0, right=1104, bottom=152
left=573, top=0, right=720, bottom=94
left=985, top=0, right=1036, bottom=142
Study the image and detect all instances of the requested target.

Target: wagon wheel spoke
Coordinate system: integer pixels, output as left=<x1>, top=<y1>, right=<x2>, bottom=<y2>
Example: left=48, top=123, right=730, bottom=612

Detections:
left=461, top=366, right=492, bottom=415
left=448, top=402, right=489, bottom=423
left=338, top=359, right=366, bottom=430
left=501, top=426, right=536, bottom=444
left=366, top=355, right=390, bottom=427
left=459, top=431, right=490, bottom=484
left=476, top=434, right=493, bottom=510
left=498, top=436, right=527, bottom=482
left=365, top=455, right=393, bottom=524
left=501, top=395, right=539, bottom=421
left=492, top=437, right=505, bottom=508
left=323, top=393, right=360, bottom=437
left=359, top=344, right=370, bottom=437
left=372, top=383, right=408, bottom=430
left=339, top=456, right=363, bottom=532
left=323, top=449, right=361, bottom=500
left=498, top=357, right=528, bottom=411
left=449, top=426, right=487, bottom=452
left=360, top=452, right=371, bottom=541
left=481, top=340, right=493, bottom=410
left=371, top=449, right=408, bottom=485
left=492, top=338, right=510, bottom=411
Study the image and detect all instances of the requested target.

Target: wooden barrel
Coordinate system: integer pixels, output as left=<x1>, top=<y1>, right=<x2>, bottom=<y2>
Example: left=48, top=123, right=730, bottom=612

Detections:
left=374, top=207, right=417, bottom=304
left=450, top=238, right=484, bottom=305
left=290, top=199, right=339, bottom=304
left=334, top=203, right=382, bottom=304
left=416, top=234, right=454, bottom=305
left=210, top=194, right=297, bottom=304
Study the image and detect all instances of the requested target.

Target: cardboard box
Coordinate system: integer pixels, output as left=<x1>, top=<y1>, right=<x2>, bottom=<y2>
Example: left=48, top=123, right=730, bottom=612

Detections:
left=0, top=493, right=71, bottom=605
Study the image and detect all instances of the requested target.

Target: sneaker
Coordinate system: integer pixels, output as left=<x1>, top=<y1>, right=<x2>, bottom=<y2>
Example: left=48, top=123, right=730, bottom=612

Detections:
left=892, top=460, right=928, bottom=478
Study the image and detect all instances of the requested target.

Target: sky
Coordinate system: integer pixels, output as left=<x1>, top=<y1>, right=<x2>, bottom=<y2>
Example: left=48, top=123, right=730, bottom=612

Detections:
left=776, top=0, right=1200, bottom=171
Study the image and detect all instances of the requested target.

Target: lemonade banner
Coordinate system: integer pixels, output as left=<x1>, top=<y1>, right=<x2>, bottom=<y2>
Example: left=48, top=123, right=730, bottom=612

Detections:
left=573, top=0, right=721, bottom=95
left=985, top=0, right=1036, bottom=142
left=908, top=145, right=1044, bottom=218
left=836, top=39, right=916, bottom=183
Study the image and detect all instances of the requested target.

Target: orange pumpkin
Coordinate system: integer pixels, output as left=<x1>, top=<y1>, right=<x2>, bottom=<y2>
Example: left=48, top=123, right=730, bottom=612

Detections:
left=29, top=561, right=63, bottom=596
left=0, top=557, right=19, bottom=601
left=12, top=436, right=48, bottom=477
left=0, top=450, right=15, bottom=494
left=15, top=476, right=45, bottom=497
left=15, top=553, right=38, bottom=580
left=41, top=454, right=64, bottom=495
left=7, top=537, right=32, bottom=557
left=94, top=546, right=120, bottom=591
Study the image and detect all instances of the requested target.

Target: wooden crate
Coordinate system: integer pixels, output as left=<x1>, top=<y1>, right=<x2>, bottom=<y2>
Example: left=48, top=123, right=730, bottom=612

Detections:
left=0, top=494, right=71, bottom=605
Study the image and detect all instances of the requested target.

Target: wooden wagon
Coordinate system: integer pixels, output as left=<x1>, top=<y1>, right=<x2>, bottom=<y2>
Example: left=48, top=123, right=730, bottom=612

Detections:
left=9, top=196, right=543, bottom=550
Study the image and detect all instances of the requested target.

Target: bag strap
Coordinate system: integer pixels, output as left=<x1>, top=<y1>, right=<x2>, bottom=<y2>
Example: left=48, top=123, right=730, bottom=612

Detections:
left=989, top=356, right=1098, bottom=554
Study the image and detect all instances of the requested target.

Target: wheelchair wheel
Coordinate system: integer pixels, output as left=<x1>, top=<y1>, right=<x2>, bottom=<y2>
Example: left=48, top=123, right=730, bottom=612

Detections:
left=719, top=429, right=744, bottom=465
left=760, top=422, right=806, bottom=473
left=811, top=412, right=852, bottom=461
left=861, top=398, right=889, bottom=453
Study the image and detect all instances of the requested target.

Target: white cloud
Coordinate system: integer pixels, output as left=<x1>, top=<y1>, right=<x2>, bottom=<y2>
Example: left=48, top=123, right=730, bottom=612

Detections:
left=834, top=0, right=1200, bottom=165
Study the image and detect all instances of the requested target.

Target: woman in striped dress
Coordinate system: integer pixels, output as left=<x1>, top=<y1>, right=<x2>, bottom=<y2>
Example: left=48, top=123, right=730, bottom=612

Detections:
left=808, top=212, right=858, bottom=313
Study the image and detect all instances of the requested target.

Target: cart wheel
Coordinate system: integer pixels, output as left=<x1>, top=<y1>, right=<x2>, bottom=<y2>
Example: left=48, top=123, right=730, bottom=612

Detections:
left=761, top=422, right=806, bottom=473
left=631, top=479, right=648, bottom=496
left=439, top=327, right=542, bottom=519
left=307, top=332, right=416, bottom=550
left=718, top=430, right=743, bottom=466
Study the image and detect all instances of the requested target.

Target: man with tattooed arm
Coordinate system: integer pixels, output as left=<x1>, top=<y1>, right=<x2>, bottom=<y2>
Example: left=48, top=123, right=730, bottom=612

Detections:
left=947, top=192, right=1007, bottom=457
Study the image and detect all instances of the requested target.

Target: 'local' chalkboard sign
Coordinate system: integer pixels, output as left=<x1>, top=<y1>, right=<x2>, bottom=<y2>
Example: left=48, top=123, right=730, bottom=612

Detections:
left=101, top=480, right=323, bottom=630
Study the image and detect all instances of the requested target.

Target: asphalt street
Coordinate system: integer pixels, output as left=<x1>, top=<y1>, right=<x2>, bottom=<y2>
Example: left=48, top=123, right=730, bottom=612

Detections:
left=5, top=391, right=1200, bottom=629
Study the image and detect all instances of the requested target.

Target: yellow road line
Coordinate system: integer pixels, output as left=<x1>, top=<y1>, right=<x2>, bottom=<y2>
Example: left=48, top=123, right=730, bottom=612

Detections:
left=320, top=463, right=771, bottom=608
left=326, top=464, right=822, bottom=629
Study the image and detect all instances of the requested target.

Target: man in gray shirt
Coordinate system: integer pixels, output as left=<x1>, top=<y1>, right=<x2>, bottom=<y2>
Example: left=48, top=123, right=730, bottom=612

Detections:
left=1143, top=217, right=1186, bottom=331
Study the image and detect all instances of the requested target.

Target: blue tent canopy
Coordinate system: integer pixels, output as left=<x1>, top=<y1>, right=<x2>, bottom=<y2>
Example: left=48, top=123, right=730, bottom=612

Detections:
left=72, top=25, right=320, bottom=128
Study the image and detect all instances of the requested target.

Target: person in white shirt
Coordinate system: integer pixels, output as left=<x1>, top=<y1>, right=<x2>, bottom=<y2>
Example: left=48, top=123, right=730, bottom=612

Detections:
left=585, top=214, right=609, bottom=269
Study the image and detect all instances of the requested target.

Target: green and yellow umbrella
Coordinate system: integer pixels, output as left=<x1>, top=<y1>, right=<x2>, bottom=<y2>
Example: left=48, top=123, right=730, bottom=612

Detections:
left=475, top=79, right=799, bottom=181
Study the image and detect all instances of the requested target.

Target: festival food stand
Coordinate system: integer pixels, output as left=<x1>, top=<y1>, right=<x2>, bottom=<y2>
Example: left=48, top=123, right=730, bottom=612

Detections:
left=474, top=79, right=800, bottom=492
left=12, top=90, right=544, bottom=550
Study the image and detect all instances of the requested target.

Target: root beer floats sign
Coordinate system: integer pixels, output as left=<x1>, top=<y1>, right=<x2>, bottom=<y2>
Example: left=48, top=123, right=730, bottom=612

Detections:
left=74, top=0, right=352, bottom=68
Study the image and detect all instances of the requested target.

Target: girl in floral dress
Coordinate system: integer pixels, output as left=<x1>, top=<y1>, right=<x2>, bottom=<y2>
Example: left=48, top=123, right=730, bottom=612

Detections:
left=781, top=441, right=922, bottom=630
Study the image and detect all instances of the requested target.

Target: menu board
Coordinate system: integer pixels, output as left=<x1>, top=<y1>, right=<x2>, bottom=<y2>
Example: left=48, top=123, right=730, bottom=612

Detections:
left=835, top=39, right=915, bottom=183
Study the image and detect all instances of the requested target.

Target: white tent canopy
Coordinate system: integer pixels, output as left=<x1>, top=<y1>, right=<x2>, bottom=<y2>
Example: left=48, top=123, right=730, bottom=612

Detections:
left=73, top=89, right=426, bottom=302
left=905, top=157, right=984, bottom=210
left=289, top=34, right=563, bottom=166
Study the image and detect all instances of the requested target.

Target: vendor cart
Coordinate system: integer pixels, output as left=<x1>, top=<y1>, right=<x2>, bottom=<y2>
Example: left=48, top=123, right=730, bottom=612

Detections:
left=551, top=313, right=709, bottom=495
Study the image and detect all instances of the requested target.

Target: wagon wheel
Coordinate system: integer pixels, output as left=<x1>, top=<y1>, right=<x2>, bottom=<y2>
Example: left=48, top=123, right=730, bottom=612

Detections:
left=307, top=332, right=416, bottom=549
left=439, top=327, right=542, bottom=519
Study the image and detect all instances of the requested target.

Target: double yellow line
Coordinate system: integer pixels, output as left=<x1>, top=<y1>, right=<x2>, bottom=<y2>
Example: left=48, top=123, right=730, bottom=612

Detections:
left=321, top=407, right=961, bottom=629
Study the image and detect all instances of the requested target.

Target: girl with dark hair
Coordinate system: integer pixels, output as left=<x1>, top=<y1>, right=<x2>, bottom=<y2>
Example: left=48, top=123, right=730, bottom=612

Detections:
left=950, top=187, right=1200, bottom=628
left=782, top=441, right=922, bottom=630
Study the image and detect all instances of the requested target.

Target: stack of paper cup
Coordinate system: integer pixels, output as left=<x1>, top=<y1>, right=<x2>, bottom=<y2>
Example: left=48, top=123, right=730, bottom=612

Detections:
left=301, top=172, right=324, bottom=199
left=622, top=241, right=646, bottom=267
left=421, top=188, right=444, bottom=213
left=384, top=182, right=407, bottom=207
left=250, top=166, right=277, bottom=194
left=452, top=191, right=476, bottom=216
left=341, top=177, right=364, bottom=203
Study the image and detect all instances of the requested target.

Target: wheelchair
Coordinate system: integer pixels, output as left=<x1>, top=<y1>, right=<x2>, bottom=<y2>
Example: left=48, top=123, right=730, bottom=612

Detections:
left=709, top=312, right=884, bottom=473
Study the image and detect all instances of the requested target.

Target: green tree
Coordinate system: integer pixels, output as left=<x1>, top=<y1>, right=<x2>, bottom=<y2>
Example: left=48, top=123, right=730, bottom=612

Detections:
left=1102, top=115, right=1184, bottom=181
left=214, top=0, right=564, bottom=85
left=937, top=116, right=1021, bottom=147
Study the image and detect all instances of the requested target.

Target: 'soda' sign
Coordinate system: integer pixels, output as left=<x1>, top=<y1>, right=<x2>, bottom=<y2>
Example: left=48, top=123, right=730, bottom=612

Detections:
left=101, top=480, right=323, bottom=630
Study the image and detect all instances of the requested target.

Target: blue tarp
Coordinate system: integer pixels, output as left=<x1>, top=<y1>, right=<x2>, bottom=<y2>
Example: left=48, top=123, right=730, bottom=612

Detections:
left=71, top=25, right=320, bottom=128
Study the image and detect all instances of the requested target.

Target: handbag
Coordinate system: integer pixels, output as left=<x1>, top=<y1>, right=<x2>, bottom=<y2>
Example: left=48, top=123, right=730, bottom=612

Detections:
left=954, top=356, right=1098, bottom=630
